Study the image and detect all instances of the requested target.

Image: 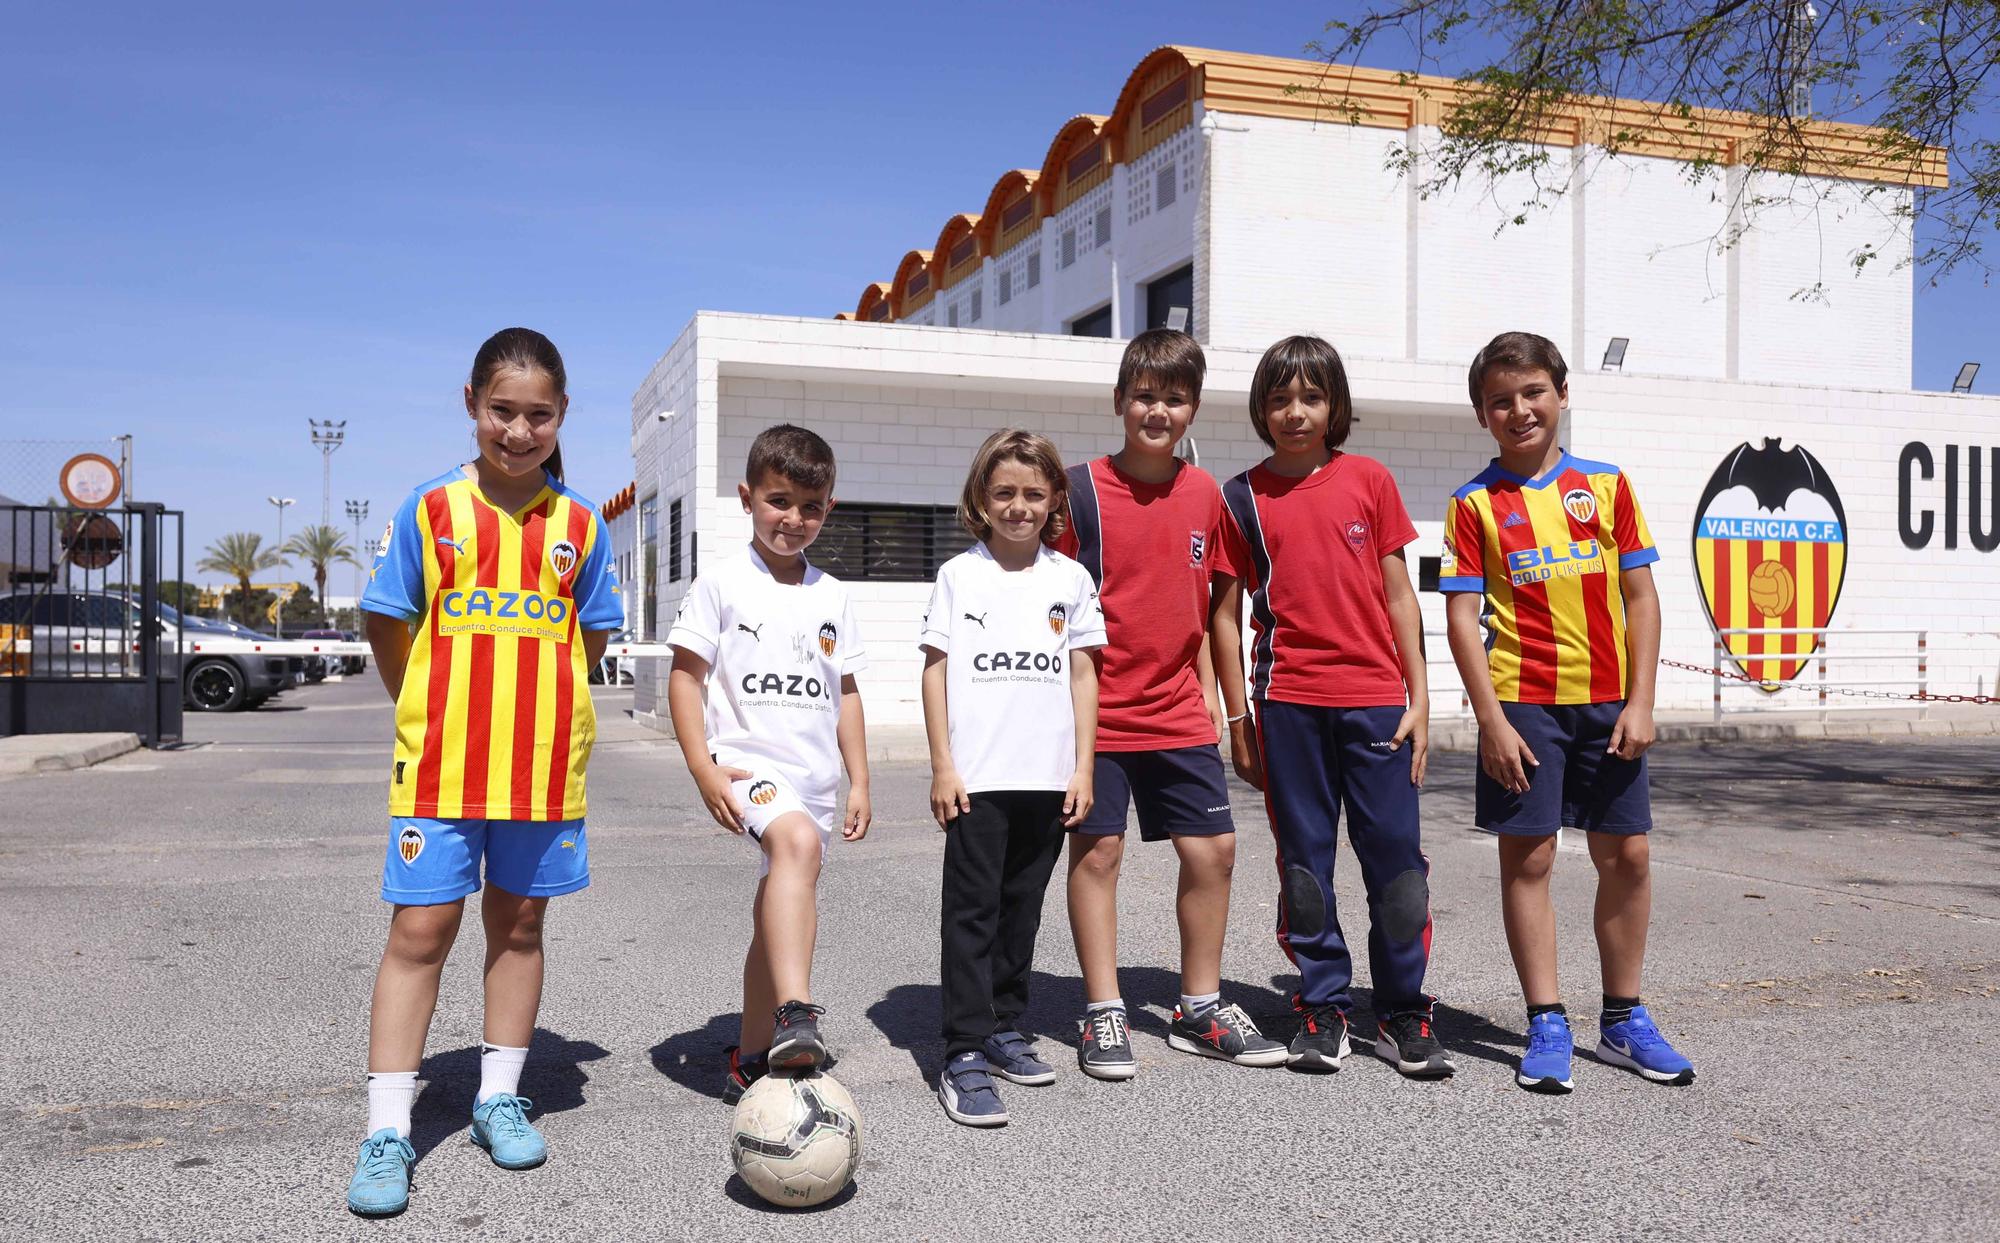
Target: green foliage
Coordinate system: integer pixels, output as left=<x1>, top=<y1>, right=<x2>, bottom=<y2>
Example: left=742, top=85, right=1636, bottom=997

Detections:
left=281, top=525, right=357, bottom=627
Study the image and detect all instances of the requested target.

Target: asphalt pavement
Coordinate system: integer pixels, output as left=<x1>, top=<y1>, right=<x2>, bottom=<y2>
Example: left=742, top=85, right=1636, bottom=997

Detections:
left=3, top=676, right=1997, bottom=1241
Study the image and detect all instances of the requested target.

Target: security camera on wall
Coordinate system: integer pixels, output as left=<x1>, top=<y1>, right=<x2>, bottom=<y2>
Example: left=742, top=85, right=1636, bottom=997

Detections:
left=655, top=409, right=675, bottom=422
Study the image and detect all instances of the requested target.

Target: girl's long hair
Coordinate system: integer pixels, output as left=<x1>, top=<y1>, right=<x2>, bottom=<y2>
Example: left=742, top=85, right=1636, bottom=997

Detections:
left=470, top=327, right=568, bottom=481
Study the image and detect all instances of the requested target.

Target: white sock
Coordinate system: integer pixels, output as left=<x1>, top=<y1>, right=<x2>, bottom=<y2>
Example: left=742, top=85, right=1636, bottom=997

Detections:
left=1181, top=990, right=1221, bottom=1016
left=365, top=1071, right=418, bottom=1138
left=1086, top=997, right=1126, bottom=1014
left=477, top=1043, right=528, bottom=1105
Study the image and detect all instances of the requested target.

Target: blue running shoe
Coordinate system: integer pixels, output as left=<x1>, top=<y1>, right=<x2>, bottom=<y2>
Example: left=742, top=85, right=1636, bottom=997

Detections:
left=1598, top=1005, right=1696, bottom=1085
left=1517, top=1011, right=1574, bottom=1094
left=469, top=1093, right=547, bottom=1169
left=982, top=1030, right=1057, bottom=1086
left=346, top=1127, right=414, bottom=1216
left=937, top=1052, right=1008, bottom=1127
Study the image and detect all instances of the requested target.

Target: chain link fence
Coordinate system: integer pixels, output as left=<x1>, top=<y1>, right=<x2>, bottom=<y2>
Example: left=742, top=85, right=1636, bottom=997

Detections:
left=0, top=439, right=132, bottom=507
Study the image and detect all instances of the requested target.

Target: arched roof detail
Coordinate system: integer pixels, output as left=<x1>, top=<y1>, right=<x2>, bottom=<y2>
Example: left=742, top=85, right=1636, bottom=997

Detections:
left=976, top=170, right=1041, bottom=256
left=855, top=282, right=892, bottom=322
left=1106, top=46, right=1201, bottom=162
left=1037, top=115, right=1111, bottom=213
left=890, top=249, right=936, bottom=316
left=934, top=213, right=983, bottom=290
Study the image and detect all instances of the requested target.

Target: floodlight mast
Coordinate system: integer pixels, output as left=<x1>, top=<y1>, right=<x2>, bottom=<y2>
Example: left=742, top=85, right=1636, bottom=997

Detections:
left=309, top=419, right=347, bottom=525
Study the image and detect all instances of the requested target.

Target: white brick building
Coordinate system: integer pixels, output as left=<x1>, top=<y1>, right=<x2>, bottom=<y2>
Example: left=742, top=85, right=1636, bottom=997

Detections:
left=628, top=46, right=1997, bottom=727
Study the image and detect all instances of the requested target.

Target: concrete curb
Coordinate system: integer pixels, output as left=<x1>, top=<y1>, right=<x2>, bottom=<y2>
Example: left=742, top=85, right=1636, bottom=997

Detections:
left=0, top=732, right=144, bottom=776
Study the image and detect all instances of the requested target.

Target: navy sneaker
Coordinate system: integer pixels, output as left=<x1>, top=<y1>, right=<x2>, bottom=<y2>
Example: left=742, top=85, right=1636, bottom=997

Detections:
left=1288, top=1003, right=1351, bottom=1073
left=1167, top=1002, right=1288, bottom=1067
left=937, top=1051, right=1008, bottom=1127
left=1077, top=1006, right=1137, bottom=1081
left=768, top=1000, right=827, bottom=1071
left=1376, top=1009, right=1456, bottom=1079
left=982, top=1030, right=1056, bottom=1086
left=1518, top=1010, right=1575, bottom=1094
left=469, top=1093, right=547, bottom=1169
left=1597, top=1005, right=1696, bottom=1085
left=345, top=1127, right=414, bottom=1216
left=722, top=1045, right=768, bottom=1106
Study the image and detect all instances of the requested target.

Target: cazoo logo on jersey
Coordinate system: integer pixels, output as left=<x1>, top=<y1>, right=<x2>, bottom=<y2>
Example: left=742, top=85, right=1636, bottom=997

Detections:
left=438, top=588, right=571, bottom=641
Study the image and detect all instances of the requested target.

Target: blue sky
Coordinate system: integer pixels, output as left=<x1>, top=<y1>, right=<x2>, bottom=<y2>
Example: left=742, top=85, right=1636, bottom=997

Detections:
left=4, top=2, right=1992, bottom=587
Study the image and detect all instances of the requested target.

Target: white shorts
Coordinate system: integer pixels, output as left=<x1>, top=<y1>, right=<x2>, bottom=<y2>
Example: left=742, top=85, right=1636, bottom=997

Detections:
left=731, top=770, right=835, bottom=878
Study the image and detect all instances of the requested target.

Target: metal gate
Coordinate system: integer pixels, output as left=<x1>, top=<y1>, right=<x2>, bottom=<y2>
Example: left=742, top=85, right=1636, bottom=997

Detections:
left=0, top=503, right=184, bottom=745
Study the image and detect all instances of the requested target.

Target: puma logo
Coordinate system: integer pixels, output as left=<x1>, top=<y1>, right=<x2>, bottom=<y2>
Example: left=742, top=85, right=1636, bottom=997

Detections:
left=963, top=612, right=987, bottom=628
left=435, top=535, right=468, bottom=554
left=737, top=623, right=764, bottom=641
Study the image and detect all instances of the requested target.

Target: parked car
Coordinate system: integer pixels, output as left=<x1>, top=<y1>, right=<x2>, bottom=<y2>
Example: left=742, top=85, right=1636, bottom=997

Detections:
left=590, top=628, right=638, bottom=685
left=300, top=628, right=367, bottom=676
left=0, top=590, right=294, bottom=712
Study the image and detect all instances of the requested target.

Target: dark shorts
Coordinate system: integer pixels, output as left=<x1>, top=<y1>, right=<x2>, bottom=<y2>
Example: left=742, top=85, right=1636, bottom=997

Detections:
left=1475, top=701, right=1652, bottom=837
left=1073, top=745, right=1235, bottom=842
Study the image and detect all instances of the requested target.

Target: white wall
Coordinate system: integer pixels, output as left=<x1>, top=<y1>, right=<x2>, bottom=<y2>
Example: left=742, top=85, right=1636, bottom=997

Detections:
left=1577, top=154, right=1732, bottom=379
left=628, top=322, right=705, bottom=714
left=1045, top=181, right=1117, bottom=329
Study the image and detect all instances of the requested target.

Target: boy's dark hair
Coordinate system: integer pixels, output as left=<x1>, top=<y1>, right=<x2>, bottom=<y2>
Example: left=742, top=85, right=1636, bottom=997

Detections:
left=1116, top=328, right=1206, bottom=402
left=470, top=327, right=567, bottom=481
left=746, top=424, right=836, bottom=492
left=1248, top=335, right=1353, bottom=451
left=959, top=428, right=1069, bottom=547
left=1468, top=331, right=1568, bottom=409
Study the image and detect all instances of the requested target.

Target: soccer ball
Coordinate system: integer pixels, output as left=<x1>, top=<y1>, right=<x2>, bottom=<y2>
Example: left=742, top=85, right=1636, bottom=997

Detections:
left=1748, top=559, right=1795, bottom=619
left=729, top=1071, right=861, bottom=1207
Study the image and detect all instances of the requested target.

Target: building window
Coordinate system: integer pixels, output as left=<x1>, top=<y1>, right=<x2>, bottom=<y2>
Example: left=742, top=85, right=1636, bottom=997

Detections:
left=1027, top=251, right=1041, bottom=288
left=947, top=303, right=959, bottom=328
left=1095, top=205, right=1112, bottom=247
left=998, top=269, right=1012, bottom=305
left=639, top=494, right=659, bottom=638
left=810, top=503, right=971, bottom=582
left=1418, top=557, right=1440, bottom=593
left=969, top=289, right=982, bottom=322
left=1060, top=228, right=1076, bottom=269
left=668, top=498, right=683, bottom=582
left=1070, top=304, right=1113, bottom=338
left=1156, top=162, right=1177, bottom=211
left=1145, top=264, right=1194, bottom=333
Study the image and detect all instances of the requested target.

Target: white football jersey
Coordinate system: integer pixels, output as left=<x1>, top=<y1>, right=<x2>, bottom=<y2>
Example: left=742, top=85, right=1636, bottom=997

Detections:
left=668, top=545, right=866, bottom=810
left=919, top=543, right=1106, bottom=794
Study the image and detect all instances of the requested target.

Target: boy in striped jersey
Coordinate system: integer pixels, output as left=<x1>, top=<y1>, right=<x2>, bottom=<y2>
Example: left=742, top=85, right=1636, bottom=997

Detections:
left=1441, top=331, right=1695, bottom=1094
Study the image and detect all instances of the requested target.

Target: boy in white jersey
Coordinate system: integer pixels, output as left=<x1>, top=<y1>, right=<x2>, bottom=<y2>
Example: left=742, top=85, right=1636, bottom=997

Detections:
left=667, top=425, right=871, bottom=1102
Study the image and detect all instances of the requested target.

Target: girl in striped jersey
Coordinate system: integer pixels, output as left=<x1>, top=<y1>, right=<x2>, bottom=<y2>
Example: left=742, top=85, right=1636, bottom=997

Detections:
left=345, top=329, right=624, bottom=1216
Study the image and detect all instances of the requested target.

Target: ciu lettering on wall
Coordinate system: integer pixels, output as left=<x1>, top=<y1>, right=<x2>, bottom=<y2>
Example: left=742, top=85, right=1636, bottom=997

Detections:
left=1899, top=443, right=1999, bottom=552
left=1691, top=440, right=1847, bottom=692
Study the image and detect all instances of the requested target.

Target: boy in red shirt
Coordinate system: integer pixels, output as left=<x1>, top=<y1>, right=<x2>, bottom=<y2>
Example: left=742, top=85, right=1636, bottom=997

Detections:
left=1057, top=329, right=1287, bottom=1079
left=1211, top=335, right=1452, bottom=1078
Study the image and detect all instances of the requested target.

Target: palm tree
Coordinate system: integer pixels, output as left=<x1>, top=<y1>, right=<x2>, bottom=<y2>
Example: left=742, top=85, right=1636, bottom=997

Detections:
left=282, top=525, right=359, bottom=626
left=197, top=532, right=284, bottom=626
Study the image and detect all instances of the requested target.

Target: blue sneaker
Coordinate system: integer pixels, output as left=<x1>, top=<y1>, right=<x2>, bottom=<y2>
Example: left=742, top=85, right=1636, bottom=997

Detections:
left=345, top=1127, right=414, bottom=1216
left=937, top=1052, right=1009, bottom=1127
left=1598, top=1005, right=1696, bottom=1085
left=469, top=1093, right=547, bottom=1169
left=982, top=1030, right=1056, bottom=1086
left=1517, top=1011, right=1574, bottom=1094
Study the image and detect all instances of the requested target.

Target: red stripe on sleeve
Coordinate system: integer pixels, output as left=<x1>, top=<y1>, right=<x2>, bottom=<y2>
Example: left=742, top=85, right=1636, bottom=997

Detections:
left=1494, top=490, right=1559, bottom=702
left=511, top=508, right=547, bottom=817
left=457, top=500, right=502, bottom=817
left=415, top=490, right=456, bottom=814
left=543, top=501, right=593, bottom=819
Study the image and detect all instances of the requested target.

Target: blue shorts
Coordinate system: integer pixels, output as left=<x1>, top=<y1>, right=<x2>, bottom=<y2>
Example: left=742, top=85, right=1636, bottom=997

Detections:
left=1073, top=745, right=1235, bottom=842
left=381, top=817, right=591, bottom=905
left=1475, top=701, right=1651, bottom=836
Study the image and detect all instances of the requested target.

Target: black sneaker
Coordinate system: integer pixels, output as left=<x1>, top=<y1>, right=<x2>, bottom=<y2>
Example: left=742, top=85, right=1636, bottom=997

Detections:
left=768, top=1000, right=827, bottom=1070
left=1167, top=1002, right=1289, bottom=1067
left=1376, top=1010, right=1456, bottom=1079
left=722, top=1045, right=767, bottom=1105
left=1077, top=1006, right=1138, bottom=1081
left=1288, top=1004, right=1351, bottom=1073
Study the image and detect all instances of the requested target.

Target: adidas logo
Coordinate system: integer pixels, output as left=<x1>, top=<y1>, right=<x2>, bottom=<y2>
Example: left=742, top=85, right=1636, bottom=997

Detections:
left=1501, top=511, right=1528, bottom=529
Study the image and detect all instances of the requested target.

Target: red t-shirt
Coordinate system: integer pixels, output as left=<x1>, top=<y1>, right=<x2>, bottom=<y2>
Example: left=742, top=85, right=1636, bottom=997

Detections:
left=1055, top=456, right=1221, bottom=751
left=1212, top=453, right=1417, bottom=709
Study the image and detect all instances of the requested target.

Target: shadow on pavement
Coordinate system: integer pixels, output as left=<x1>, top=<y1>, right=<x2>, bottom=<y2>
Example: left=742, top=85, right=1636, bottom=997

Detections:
left=409, top=1029, right=610, bottom=1160
left=723, top=1172, right=859, bottom=1213
left=650, top=1013, right=744, bottom=1103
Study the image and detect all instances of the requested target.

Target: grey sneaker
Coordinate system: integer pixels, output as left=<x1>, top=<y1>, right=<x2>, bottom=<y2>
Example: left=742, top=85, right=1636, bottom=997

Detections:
left=937, top=1052, right=1008, bottom=1127
left=1167, top=1002, right=1289, bottom=1067
left=1077, top=1006, right=1138, bottom=1081
left=982, top=1030, right=1056, bottom=1085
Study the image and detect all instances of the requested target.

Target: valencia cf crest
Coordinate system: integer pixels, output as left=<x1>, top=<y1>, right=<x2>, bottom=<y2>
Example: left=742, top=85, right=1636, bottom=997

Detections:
left=547, top=540, right=579, bottom=579
left=747, top=780, right=778, bottom=806
left=398, top=825, right=425, bottom=864
left=817, top=621, right=837, bottom=657
left=1047, top=603, right=1068, bottom=635
left=1562, top=488, right=1598, bottom=525
left=1692, top=439, right=1848, bottom=691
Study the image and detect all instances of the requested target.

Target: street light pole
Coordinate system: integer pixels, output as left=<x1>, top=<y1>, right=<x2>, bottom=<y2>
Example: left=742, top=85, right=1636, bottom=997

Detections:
left=344, top=498, right=369, bottom=627
left=309, top=419, right=347, bottom=527
left=268, top=495, right=296, bottom=637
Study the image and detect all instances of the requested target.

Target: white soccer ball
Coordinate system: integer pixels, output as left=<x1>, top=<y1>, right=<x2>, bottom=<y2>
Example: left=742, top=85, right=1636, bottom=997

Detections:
left=729, top=1070, right=862, bottom=1207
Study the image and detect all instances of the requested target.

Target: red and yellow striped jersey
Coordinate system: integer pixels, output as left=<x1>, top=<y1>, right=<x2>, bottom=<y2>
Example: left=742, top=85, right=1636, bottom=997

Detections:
left=360, top=468, right=624, bottom=820
left=1439, top=452, right=1658, bottom=704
